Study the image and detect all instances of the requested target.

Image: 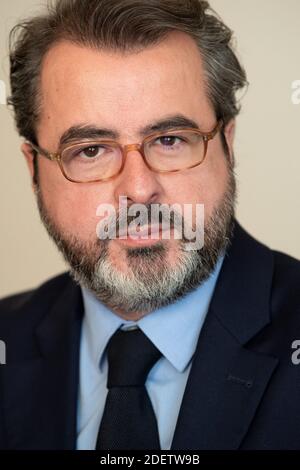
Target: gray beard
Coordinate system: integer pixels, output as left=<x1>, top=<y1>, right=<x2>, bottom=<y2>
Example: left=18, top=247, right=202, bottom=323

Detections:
left=35, top=168, right=236, bottom=316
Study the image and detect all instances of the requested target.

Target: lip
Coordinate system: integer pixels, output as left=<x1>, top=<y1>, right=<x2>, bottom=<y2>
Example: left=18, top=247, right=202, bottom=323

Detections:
left=116, top=225, right=171, bottom=246
left=132, top=224, right=162, bottom=238
left=118, top=224, right=162, bottom=239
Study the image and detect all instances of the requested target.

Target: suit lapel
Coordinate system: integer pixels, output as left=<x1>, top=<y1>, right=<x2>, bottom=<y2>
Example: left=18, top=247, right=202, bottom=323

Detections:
left=1, top=278, right=83, bottom=450
left=171, top=222, right=279, bottom=450
left=171, top=312, right=278, bottom=450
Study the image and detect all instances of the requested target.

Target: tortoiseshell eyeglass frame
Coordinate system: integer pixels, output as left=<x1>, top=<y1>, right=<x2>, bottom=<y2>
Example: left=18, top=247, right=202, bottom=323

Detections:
left=27, top=119, right=224, bottom=183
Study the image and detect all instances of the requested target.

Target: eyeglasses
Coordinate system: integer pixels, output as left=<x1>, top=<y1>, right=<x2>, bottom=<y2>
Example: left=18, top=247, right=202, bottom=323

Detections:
left=28, top=120, right=223, bottom=183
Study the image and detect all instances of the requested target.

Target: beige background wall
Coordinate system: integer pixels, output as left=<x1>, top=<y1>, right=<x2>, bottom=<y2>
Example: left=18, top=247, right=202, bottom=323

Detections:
left=0, top=0, right=299, bottom=298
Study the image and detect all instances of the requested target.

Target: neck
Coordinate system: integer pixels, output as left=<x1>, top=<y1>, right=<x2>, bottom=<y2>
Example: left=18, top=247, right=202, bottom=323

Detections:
left=111, top=307, right=150, bottom=322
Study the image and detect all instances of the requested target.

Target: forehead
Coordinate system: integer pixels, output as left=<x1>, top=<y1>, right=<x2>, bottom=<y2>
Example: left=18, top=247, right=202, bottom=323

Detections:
left=38, top=32, right=214, bottom=139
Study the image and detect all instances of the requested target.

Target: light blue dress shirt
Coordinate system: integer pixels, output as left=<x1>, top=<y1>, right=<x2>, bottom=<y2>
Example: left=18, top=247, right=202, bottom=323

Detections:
left=77, top=255, right=224, bottom=450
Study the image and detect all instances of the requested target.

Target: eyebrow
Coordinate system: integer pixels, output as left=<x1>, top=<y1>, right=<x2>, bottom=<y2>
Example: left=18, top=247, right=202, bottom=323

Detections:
left=58, top=114, right=201, bottom=146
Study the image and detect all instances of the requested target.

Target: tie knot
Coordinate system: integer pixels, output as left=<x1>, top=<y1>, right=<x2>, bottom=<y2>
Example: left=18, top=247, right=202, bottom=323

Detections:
left=106, top=328, right=162, bottom=388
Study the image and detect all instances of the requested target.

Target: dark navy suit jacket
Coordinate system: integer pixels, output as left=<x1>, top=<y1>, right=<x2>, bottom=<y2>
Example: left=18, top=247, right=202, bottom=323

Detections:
left=1, top=221, right=300, bottom=450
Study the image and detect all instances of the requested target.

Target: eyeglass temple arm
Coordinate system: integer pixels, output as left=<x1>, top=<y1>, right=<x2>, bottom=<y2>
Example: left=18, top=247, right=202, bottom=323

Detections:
left=204, top=119, right=224, bottom=141
left=26, top=141, right=57, bottom=161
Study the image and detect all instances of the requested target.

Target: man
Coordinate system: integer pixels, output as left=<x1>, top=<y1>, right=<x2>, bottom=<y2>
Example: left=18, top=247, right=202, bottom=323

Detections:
left=0, top=0, right=300, bottom=451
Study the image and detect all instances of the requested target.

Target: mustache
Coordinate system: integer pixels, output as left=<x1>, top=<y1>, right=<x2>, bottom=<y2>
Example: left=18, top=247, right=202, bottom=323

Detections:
left=100, top=204, right=189, bottom=239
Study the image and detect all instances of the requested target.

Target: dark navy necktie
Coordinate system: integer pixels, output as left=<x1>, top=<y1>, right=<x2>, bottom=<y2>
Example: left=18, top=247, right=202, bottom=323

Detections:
left=96, top=327, right=162, bottom=450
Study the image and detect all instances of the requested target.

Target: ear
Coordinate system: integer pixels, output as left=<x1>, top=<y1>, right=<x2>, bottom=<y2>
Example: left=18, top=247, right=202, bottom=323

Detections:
left=223, top=119, right=236, bottom=166
left=21, top=142, right=38, bottom=191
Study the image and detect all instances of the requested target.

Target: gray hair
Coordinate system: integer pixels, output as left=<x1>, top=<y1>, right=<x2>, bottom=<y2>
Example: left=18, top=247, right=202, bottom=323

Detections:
left=8, top=0, right=247, bottom=147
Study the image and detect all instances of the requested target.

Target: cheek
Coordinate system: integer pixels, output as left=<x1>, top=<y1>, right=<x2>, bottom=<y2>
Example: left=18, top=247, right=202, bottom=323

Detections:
left=39, top=162, right=110, bottom=240
left=165, top=156, right=229, bottom=219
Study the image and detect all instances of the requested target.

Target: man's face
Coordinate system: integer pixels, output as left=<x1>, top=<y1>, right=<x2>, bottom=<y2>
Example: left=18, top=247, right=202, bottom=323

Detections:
left=23, top=32, right=236, bottom=319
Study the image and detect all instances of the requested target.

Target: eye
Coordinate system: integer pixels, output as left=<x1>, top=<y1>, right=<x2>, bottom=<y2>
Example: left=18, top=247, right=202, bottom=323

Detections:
left=155, top=135, right=184, bottom=147
left=78, top=145, right=106, bottom=159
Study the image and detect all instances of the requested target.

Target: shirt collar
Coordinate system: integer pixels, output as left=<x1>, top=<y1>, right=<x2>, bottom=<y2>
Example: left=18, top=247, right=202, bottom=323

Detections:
left=81, top=254, right=224, bottom=374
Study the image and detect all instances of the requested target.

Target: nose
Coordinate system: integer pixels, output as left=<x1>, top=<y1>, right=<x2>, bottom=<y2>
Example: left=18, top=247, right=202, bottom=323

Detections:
left=113, top=146, right=163, bottom=206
